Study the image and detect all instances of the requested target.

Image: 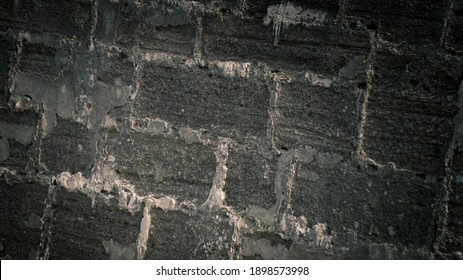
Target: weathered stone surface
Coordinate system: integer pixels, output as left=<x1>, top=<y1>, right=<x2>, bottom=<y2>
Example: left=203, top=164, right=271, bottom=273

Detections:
left=275, top=79, right=360, bottom=156
left=47, top=187, right=142, bottom=260
left=204, top=14, right=366, bottom=74
left=0, top=178, right=48, bottom=259
left=345, top=0, right=445, bottom=46
left=0, top=0, right=93, bottom=40
left=346, top=0, right=446, bottom=20
left=362, top=52, right=461, bottom=175
left=290, top=148, right=437, bottom=257
left=437, top=147, right=463, bottom=259
left=446, top=1, right=463, bottom=52
left=225, top=146, right=276, bottom=211
left=40, top=117, right=94, bottom=176
left=17, top=41, right=58, bottom=80
left=145, top=209, right=233, bottom=259
left=106, top=130, right=215, bottom=202
left=95, top=0, right=121, bottom=44
left=94, top=47, right=134, bottom=87
left=0, top=109, right=39, bottom=171
left=135, top=60, right=270, bottom=140
left=116, top=0, right=196, bottom=55
left=0, top=32, right=15, bottom=105
left=1, top=0, right=462, bottom=260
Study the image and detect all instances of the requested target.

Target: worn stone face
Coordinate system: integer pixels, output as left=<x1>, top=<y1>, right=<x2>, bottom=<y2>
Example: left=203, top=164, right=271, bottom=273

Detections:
left=362, top=53, right=461, bottom=176
left=446, top=1, right=463, bottom=52
left=106, top=131, right=215, bottom=202
left=0, top=0, right=92, bottom=41
left=115, top=0, right=196, bottom=55
left=40, top=117, right=93, bottom=176
left=0, top=178, right=48, bottom=259
left=0, top=0, right=462, bottom=260
left=145, top=209, right=233, bottom=259
left=47, top=187, right=143, bottom=260
left=135, top=60, right=270, bottom=140
left=287, top=148, right=437, bottom=258
left=0, top=33, right=15, bottom=105
left=274, top=80, right=359, bottom=156
left=0, top=109, right=39, bottom=172
left=225, top=146, right=276, bottom=211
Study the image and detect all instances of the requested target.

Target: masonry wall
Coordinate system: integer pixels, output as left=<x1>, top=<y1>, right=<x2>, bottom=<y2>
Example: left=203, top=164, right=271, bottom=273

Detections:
left=0, top=0, right=462, bottom=260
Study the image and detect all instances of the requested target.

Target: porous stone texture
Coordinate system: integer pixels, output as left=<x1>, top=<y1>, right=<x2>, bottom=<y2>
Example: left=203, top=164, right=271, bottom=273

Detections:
left=0, top=0, right=462, bottom=260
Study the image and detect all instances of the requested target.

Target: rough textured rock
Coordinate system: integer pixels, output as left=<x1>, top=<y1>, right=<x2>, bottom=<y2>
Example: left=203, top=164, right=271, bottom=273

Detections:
left=0, top=0, right=462, bottom=260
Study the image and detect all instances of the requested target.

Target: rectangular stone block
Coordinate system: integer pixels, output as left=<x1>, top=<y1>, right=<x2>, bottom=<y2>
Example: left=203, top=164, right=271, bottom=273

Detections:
left=40, top=117, right=94, bottom=176
left=0, top=109, right=39, bottom=171
left=290, top=149, right=437, bottom=251
left=106, top=131, right=215, bottom=203
left=0, top=32, right=14, bottom=105
left=203, top=12, right=366, bottom=74
left=266, top=1, right=369, bottom=49
left=17, top=41, right=58, bottom=80
left=446, top=3, right=463, bottom=52
left=345, top=0, right=446, bottom=20
left=145, top=209, right=233, bottom=259
left=345, top=1, right=445, bottom=46
left=95, top=0, right=121, bottom=44
left=438, top=145, right=463, bottom=257
left=0, top=0, right=92, bottom=40
left=94, top=47, right=134, bottom=87
left=279, top=24, right=370, bottom=50
left=116, top=1, right=195, bottom=55
left=378, top=16, right=443, bottom=46
left=0, top=179, right=48, bottom=259
left=135, top=60, right=270, bottom=140
left=362, top=53, right=461, bottom=175
left=225, top=147, right=276, bottom=211
left=48, top=187, right=143, bottom=260
left=274, top=80, right=359, bottom=156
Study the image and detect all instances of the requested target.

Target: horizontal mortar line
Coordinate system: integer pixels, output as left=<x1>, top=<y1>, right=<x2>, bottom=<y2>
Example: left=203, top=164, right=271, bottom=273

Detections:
left=139, top=44, right=359, bottom=80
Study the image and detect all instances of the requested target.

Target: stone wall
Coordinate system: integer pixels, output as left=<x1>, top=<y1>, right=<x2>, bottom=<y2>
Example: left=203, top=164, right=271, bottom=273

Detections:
left=0, top=0, right=462, bottom=260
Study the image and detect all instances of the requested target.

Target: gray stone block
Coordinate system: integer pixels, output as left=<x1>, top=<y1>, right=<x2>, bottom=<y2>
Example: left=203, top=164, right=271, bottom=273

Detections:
left=363, top=53, right=461, bottom=175
left=40, top=117, right=94, bottom=175
left=226, top=146, right=276, bottom=211
left=106, top=131, right=215, bottom=202
left=275, top=80, right=359, bottom=156
left=135, top=60, right=270, bottom=140
left=48, top=187, right=143, bottom=260
left=145, top=209, right=233, bottom=259
left=0, top=0, right=93, bottom=41
left=0, top=178, right=48, bottom=259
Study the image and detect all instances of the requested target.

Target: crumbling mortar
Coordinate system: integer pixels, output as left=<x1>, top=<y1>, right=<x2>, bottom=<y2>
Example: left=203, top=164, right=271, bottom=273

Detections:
left=440, top=0, right=454, bottom=48
left=265, top=71, right=281, bottom=154
left=87, top=0, right=99, bottom=51
left=193, top=16, right=204, bottom=63
left=433, top=78, right=463, bottom=257
left=36, top=182, right=57, bottom=260
left=355, top=27, right=377, bottom=165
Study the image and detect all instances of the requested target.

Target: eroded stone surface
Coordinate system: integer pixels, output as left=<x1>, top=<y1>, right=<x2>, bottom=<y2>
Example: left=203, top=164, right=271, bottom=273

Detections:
left=1, top=0, right=462, bottom=260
